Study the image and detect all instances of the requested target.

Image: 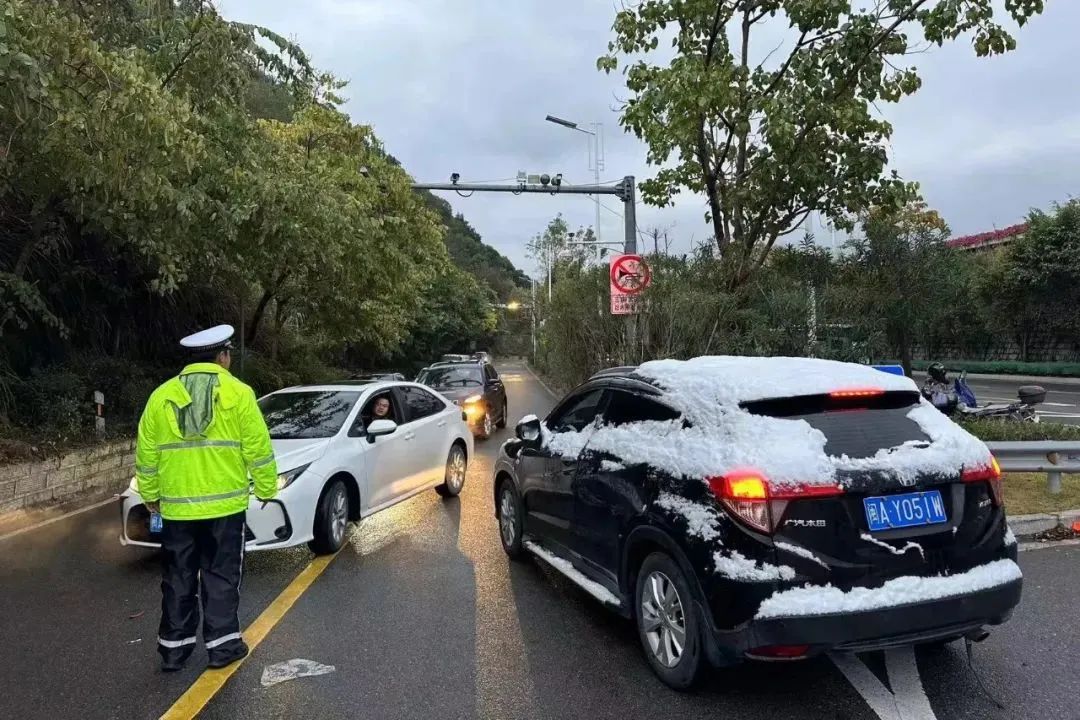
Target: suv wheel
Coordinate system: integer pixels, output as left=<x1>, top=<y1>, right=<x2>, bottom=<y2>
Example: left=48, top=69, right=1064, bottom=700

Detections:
left=497, top=481, right=524, bottom=559
left=635, top=552, right=703, bottom=690
left=436, top=444, right=467, bottom=497
left=477, top=411, right=494, bottom=440
left=495, top=400, right=508, bottom=429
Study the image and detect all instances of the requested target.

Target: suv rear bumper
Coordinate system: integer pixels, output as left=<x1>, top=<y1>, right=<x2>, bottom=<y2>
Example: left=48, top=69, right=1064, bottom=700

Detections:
left=702, top=575, right=1022, bottom=665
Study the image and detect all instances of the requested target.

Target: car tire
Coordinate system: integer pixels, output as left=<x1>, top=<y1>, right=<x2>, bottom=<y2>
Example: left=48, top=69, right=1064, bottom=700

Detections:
left=496, top=480, right=525, bottom=560
left=495, top=400, right=508, bottom=429
left=476, top=411, right=494, bottom=441
left=309, top=479, right=349, bottom=555
left=436, top=444, right=468, bottom=498
left=635, top=552, right=703, bottom=690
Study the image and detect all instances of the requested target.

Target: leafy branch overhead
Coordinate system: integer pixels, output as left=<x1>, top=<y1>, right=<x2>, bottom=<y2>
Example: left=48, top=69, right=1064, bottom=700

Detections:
left=598, top=0, right=1045, bottom=285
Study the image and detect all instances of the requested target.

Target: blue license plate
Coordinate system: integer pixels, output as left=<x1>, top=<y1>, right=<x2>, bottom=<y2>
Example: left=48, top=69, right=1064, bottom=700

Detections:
left=863, top=490, right=946, bottom=531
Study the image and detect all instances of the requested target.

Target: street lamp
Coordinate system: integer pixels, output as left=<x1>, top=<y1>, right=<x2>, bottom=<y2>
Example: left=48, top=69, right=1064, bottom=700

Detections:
left=545, top=114, right=604, bottom=245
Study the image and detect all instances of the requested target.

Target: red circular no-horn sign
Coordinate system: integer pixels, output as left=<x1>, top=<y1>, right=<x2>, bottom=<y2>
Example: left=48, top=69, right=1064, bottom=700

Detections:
left=610, top=254, right=651, bottom=295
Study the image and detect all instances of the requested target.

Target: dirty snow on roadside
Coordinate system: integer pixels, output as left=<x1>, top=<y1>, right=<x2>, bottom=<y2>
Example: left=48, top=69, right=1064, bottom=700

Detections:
left=543, top=356, right=992, bottom=490
left=713, top=550, right=796, bottom=582
left=654, top=492, right=720, bottom=541
left=755, top=559, right=1022, bottom=619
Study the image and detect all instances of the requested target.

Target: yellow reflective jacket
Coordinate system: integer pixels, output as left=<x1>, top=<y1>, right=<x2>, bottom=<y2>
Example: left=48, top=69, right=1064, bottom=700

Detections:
left=135, top=363, right=278, bottom=520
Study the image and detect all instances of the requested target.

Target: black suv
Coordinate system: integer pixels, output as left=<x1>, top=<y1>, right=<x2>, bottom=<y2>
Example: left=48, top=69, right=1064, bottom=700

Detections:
left=418, top=360, right=508, bottom=439
left=492, top=358, right=1021, bottom=689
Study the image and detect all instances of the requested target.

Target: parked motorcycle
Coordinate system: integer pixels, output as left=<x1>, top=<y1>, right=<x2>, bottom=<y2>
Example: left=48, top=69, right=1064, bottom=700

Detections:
left=921, top=363, right=1045, bottom=423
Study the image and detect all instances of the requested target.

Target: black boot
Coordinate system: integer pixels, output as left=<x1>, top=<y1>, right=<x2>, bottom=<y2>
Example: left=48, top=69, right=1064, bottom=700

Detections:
left=207, top=641, right=249, bottom=669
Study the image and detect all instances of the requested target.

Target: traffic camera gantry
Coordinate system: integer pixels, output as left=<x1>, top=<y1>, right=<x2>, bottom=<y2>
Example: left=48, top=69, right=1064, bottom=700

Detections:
left=411, top=174, right=639, bottom=255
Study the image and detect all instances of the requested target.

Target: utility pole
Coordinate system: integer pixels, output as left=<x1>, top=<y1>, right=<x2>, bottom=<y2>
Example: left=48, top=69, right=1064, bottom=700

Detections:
left=530, top=280, right=538, bottom=362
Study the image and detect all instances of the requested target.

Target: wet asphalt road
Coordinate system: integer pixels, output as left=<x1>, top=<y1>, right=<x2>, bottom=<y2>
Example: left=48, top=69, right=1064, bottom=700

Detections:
left=1, top=361, right=1079, bottom=720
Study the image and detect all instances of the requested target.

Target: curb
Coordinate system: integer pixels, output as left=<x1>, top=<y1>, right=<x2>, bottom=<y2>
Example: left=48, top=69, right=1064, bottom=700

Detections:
left=1009, top=508, right=1080, bottom=538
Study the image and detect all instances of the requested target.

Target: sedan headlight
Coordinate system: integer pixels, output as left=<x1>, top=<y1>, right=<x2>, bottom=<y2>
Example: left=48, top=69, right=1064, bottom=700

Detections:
left=277, top=463, right=311, bottom=490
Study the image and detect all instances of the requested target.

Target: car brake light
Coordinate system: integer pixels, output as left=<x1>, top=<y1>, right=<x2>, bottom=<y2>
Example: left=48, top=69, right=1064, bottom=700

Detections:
left=829, top=387, right=884, bottom=398
left=708, top=471, right=843, bottom=534
left=962, top=456, right=1003, bottom=506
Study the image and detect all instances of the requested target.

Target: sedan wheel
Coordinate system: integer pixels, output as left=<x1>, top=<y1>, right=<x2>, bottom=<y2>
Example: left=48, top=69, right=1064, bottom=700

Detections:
left=309, top=479, right=350, bottom=555
left=436, top=445, right=468, bottom=497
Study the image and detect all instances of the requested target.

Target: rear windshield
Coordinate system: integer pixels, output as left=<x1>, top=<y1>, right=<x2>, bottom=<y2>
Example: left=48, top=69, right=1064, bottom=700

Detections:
left=742, top=391, right=928, bottom=458
left=417, top=366, right=483, bottom=388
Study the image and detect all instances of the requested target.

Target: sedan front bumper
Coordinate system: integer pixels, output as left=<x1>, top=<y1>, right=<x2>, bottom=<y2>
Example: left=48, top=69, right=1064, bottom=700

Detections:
left=120, top=491, right=294, bottom=551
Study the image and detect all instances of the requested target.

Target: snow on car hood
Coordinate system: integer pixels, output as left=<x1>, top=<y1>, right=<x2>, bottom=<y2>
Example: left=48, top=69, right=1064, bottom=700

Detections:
left=272, top=438, right=331, bottom=472
left=545, top=356, right=991, bottom=489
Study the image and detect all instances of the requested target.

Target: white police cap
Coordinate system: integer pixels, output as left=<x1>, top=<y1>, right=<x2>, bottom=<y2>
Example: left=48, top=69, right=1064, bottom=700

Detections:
left=180, top=324, right=235, bottom=352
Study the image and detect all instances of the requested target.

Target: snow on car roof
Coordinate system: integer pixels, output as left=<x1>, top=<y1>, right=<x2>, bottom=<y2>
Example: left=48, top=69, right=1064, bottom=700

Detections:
left=545, top=356, right=990, bottom=488
left=634, top=355, right=918, bottom=408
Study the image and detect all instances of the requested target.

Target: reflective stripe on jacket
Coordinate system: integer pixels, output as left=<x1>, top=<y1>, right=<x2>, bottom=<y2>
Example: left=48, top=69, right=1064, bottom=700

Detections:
left=135, top=363, right=278, bottom=520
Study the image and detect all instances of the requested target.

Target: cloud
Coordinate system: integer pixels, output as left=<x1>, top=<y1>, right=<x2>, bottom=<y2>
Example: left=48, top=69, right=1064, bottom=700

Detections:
left=219, top=0, right=1080, bottom=270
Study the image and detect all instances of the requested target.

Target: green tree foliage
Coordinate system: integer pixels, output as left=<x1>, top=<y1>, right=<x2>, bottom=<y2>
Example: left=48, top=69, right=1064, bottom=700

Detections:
left=839, top=204, right=952, bottom=375
left=598, top=0, right=1045, bottom=286
left=419, top=193, right=530, bottom=302
left=984, top=201, right=1080, bottom=361
left=0, top=0, right=519, bottom=435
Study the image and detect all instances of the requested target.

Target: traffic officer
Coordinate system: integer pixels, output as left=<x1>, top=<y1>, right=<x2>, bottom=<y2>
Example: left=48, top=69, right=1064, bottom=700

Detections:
left=135, top=325, right=278, bottom=671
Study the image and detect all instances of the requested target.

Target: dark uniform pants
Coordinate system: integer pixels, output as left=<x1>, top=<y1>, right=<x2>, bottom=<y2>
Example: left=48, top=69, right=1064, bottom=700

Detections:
left=157, top=512, right=247, bottom=665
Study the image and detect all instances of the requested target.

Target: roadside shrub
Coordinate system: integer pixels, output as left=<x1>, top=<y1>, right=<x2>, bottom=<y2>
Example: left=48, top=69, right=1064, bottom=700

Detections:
left=958, top=418, right=1080, bottom=442
left=909, top=360, right=1080, bottom=377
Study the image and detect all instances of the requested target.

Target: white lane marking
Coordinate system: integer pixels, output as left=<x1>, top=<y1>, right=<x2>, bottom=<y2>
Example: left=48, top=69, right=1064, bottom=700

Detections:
left=885, top=647, right=938, bottom=720
left=831, top=648, right=939, bottom=720
left=523, top=364, right=558, bottom=399
left=0, top=496, right=118, bottom=543
left=831, top=652, right=904, bottom=719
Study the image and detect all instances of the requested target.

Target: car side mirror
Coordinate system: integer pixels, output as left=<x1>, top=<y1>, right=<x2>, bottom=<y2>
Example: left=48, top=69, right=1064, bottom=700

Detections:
left=366, top=419, right=397, bottom=443
left=516, top=415, right=541, bottom=444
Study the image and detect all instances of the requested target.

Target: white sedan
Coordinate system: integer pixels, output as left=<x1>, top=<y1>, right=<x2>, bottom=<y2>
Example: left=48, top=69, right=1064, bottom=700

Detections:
left=120, top=380, right=474, bottom=554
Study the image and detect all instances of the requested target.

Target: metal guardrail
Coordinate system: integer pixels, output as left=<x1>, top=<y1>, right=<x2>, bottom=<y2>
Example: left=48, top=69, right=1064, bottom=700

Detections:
left=985, top=441, right=1080, bottom=494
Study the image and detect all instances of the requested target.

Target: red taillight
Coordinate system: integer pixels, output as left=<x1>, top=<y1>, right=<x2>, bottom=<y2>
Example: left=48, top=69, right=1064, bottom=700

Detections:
left=828, top=387, right=885, bottom=398
left=962, top=456, right=1003, bottom=506
left=708, top=471, right=843, bottom=534
left=746, top=644, right=811, bottom=660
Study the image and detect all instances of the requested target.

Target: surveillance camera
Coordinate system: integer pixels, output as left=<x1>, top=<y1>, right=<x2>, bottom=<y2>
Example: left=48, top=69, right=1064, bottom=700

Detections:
left=540, top=173, right=551, bottom=186
left=553, top=173, right=562, bottom=187
left=450, top=172, right=460, bottom=184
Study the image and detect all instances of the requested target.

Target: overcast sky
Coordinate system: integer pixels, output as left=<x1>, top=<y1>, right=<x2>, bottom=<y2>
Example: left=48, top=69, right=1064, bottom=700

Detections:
left=219, top=0, right=1079, bottom=276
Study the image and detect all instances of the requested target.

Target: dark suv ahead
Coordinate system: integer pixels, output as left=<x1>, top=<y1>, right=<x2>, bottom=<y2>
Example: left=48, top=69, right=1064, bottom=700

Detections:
left=418, top=360, right=508, bottom=439
left=492, top=357, right=1021, bottom=689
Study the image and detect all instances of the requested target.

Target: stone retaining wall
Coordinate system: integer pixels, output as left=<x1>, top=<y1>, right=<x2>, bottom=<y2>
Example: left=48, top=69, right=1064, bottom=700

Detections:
left=0, top=439, right=134, bottom=514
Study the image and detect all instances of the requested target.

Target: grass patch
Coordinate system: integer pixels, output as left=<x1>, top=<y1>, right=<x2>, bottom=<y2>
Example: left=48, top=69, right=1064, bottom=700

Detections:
left=1003, top=473, right=1080, bottom=516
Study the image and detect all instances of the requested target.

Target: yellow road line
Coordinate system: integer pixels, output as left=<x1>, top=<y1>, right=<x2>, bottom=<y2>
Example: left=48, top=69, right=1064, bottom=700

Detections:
left=161, top=552, right=339, bottom=720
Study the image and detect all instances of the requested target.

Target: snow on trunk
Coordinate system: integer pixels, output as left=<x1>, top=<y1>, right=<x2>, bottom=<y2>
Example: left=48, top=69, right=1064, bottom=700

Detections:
left=755, top=559, right=1022, bottom=619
